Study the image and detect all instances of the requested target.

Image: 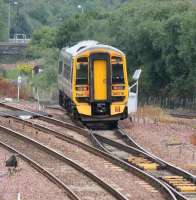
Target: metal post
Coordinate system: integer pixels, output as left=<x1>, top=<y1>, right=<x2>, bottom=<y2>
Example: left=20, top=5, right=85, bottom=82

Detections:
left=17, top=83, right=20, bottom=101
left=77, top=5, right=84, bottom=14
left=37, top=88, right=41, bottom=111
left=17, top=193, right=21, bottom=200
left=17, top=76, right=21, bottom=102
left=8, top=0, right=11, bottom=40
left=136, top=80, right=139, bottom=108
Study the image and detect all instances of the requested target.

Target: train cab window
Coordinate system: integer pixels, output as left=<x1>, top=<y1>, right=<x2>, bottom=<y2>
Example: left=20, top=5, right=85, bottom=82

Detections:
left=77, top=57, right=88, bottom=62
left=58, top=61, right=63, bottom=74
left=112, top=64, right=124, bottom=84
left=76, top=63, right=88, bottom=85
left=111, top=56, right=122, bottom=62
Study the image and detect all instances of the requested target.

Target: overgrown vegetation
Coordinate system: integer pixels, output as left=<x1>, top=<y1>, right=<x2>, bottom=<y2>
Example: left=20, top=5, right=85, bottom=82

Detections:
left=0, top=0, right=7, bottom=40
left=0, top=77, right=30, bottom=98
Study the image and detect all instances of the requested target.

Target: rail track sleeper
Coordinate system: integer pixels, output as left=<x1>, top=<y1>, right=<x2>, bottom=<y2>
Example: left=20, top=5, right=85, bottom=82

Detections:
left=0, top=103, right=183, bottom=199
left=0, top=102, right=89, bottom=137
left=118, top=126, right=196, bottom=183
left=0, top=124, right=128, bottom=200
left=0, top=141, right=81, bottom=200
left=94, top=133, right=166, bottom=167
left=92, top=128, right=196, bottom=199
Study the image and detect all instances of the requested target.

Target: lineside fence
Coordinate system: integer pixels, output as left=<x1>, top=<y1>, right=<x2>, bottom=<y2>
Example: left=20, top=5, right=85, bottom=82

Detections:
left=139, top=96, right=196, bottom=111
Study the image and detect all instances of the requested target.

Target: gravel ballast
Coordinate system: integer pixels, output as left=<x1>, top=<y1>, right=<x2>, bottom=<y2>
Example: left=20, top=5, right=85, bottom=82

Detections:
left=0, top=146, right=69, bottom=200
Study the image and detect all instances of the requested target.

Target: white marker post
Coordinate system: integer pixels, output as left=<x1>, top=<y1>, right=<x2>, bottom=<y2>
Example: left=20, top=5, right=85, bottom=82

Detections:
left=17, top=192, right=21, bottom=200
left=132, top=69, right=142, bottom=109
left=128, top=69, right=142, bottom=114
left=17, top=76, right=22, bottom=102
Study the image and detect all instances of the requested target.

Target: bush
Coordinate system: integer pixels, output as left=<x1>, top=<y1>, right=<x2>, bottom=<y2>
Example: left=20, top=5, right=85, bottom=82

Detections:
left=0, top=77, right=30, bottom=99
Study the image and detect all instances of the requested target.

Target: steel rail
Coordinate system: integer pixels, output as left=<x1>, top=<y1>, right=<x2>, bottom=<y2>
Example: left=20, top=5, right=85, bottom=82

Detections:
left=169, top=112, right=196, bottom=119
left=0, top=141, right=81, bottom=200
left=0, top=102, right=88, bottom=136
left=117, top=126, right=196, bottom=181
left=1, top=102, right=195, bottom=199
left=0, top=124, right=128, bottom=200
left=91, top=131, right=196, bottom=200
left=0, top=109, right=177, bottom=200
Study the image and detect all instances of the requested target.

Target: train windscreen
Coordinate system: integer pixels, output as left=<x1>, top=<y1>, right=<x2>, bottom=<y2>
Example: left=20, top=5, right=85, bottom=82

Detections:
left=112, top=64, right=124, bottom=84
left=76, top=63, right=88, bottom=85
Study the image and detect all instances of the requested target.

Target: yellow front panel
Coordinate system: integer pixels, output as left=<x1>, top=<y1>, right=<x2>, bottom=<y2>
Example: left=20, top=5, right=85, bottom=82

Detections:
left=77, top=105, right=91, bottom=116
left=94, top=60, right=107, bottom=100
left=111, top=104, right=125, bottom=115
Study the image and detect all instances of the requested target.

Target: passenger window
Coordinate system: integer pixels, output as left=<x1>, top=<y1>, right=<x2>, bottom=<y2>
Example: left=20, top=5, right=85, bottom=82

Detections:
left=58, top=61, right=63, bottom=74
left=64, top=64, right=71, bottom=80
left=76, top=63, right=88, bottom=85
left=112, top=64, right=124, bottom=84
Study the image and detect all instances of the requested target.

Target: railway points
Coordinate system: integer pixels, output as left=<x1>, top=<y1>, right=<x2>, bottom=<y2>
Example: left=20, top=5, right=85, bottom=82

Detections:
left=0, top=101, right=195, bottom=200
left=0, top=124, right=127, bottom=200
left=0, top=101, right=183, bottom=200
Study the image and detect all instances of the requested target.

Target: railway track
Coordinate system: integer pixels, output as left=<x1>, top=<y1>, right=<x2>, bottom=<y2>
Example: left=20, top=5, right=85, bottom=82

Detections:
left=0, top=102, right=176, bottom=200
left=90, top=128, right=196, bottom=200
left=2, top=102, right=196, bottom=199
left=0, top=125, right=129, bottom=200
left=169, top=112, right=196, bottom=119
left=0, top=141, right=79, bottom=200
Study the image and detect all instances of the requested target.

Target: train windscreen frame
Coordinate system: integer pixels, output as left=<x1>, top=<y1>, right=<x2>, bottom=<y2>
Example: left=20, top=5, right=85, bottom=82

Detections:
left=76, top=63, right=88, bottom=85
left=112, top=63, right=124, bottom=84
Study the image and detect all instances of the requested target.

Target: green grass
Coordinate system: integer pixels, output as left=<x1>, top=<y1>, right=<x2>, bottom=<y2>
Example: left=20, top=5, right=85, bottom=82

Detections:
left=5, top=68, right=19, bottom=80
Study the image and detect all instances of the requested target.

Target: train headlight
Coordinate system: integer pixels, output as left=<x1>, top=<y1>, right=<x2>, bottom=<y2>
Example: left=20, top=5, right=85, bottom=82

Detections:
left=76, top=86, right=89, bottom=91
left=112, top=86, right=125, bottom=90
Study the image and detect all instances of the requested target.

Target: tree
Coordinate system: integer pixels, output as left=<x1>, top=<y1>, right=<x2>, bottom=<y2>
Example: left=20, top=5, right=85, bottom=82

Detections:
left=0, top=0, right=7, bottom=41
left=30, top=0, right=196, bottom=99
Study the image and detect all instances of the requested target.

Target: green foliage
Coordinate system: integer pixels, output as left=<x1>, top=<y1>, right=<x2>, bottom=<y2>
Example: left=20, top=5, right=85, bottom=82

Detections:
left=31, top=48, right=59, bottom=89
left=107, top=0, right=196, bottom=98
left=0, top=0, right=8, bottom=40
left=5, top=68, right=19, bottom=80
left=16, top=63, right=33, bottom=75
left=23, top=0, right=196, bottom=99
left=1, top=0, right=128, bottom=38
left=31, top=26, right=57, bottom=49
left=27, top=26, right=57, bottom=59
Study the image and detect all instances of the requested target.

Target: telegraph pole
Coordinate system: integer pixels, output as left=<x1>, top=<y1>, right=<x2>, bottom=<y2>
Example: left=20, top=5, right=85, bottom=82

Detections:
left=8, top=0, right=11, bottom=40
left=17, top=76, right=21, bottom=101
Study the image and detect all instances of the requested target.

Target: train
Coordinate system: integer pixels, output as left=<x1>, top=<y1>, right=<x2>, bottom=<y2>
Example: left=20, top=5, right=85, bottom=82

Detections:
left=58, top=41, right=129, bottom=127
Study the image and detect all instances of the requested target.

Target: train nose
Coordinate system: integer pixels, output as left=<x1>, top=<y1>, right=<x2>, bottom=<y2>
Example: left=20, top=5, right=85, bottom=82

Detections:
left=96, top=103, right=106, bottom=113
left=92, top=102, right=109, bottom=115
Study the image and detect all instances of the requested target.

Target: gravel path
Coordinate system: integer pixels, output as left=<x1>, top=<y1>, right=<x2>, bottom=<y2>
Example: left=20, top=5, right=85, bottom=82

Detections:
left=0, top=146, right=69, bottom=200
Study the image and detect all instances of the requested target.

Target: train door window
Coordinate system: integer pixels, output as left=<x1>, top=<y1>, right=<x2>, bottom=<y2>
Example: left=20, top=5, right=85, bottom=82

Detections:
left=76, top=63, right=88, bottom=85
left=58, top=60, right=63, bottom=74
left=112, top=64, right=124, bottom=84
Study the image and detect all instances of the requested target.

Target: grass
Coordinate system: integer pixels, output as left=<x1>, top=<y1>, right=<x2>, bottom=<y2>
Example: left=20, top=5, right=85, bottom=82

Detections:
left=136, top=105, right=184, bottom=124
left=5, top=68, right=19, bottom=80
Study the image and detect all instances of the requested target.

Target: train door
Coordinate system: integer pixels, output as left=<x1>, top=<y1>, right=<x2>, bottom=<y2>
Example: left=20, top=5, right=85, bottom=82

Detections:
left=90, top=53, right=111, bottom=102
left=93, top=60, right=107, bottom=100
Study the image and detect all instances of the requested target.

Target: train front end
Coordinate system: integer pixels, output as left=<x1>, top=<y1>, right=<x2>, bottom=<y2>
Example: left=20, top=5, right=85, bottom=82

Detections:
left=72, top=45, right=129, bottom=126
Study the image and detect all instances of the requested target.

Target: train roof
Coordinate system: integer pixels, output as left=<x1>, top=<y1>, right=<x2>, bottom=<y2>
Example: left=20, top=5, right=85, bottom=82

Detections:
left=61, top=40, right=125, bottom=57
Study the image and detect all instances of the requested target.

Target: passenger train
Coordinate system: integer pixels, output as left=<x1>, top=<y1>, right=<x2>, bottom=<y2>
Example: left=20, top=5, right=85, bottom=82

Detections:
left=58, top=41, right=129, bottom=127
